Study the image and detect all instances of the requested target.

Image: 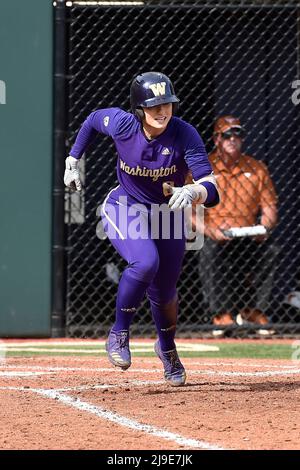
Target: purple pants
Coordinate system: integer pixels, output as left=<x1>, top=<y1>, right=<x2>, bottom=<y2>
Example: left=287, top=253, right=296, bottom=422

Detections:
left=100, top=186, right=186, bottom=349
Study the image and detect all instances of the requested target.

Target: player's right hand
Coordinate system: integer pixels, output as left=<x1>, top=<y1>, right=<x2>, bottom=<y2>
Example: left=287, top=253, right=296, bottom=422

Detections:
left=64, top=156, right=82, bottom=192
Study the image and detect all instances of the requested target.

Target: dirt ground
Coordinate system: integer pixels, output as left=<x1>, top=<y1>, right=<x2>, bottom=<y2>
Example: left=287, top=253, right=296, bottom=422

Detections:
left=0, top=340, right=300, bottom=450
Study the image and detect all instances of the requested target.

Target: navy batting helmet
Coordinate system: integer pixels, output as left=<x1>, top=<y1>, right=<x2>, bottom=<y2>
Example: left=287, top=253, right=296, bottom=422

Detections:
left=130, top=72, right=180, bottom=120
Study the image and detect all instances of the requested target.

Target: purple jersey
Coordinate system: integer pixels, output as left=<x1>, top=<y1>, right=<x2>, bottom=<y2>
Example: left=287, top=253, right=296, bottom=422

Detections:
left=70, top=108, right=213, bottom=205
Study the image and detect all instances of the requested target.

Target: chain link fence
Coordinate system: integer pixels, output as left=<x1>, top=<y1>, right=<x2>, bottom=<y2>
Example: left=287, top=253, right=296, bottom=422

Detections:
left=63, top=0, right=300, bottom=338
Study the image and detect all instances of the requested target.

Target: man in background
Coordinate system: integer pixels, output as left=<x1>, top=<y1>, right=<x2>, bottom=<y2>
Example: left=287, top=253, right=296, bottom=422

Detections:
left=193, top=115, right=278, bottom=337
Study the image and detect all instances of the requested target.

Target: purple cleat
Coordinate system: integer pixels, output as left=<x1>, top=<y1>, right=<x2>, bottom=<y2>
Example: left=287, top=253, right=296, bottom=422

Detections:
left=106, top=330, right=131, bottom=370
left=154, top=340, right=186, bottom=386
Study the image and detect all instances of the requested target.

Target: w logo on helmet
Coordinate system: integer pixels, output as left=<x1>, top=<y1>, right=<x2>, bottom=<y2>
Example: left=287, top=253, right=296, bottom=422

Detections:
left=149, top=82, right=166, bottom=97
left=130, top=72, right=179, bottom=117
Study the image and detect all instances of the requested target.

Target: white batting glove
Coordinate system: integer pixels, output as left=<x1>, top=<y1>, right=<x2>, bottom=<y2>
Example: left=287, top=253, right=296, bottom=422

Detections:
left=64, top=156, right=82, bottom=192
left=164, top=183, right=206, bottom=210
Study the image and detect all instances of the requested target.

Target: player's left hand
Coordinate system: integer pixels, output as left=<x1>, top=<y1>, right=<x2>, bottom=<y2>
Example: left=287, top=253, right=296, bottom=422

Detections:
left=167, top=184, right=198, bottom=210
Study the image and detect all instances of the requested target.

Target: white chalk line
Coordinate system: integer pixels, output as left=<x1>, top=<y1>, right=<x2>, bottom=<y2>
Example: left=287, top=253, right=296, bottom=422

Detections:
left=1, top=365, right=162, bottom=373
left=189, top=369, right=300, bottom=378
left=0, top=341, right=180, bottom=347
left=0, top=384, right=226, bottom=450
left=0, top=348, right=204, bottom=354
left=0, top=344, right=219, bottom=353
left=1, top=360, right=299, bottom=449
left=0, top=348, right=105, bottom=354
left=0, top=341, right=106, bottom=346
left=0, top=371, right=55, bottom=377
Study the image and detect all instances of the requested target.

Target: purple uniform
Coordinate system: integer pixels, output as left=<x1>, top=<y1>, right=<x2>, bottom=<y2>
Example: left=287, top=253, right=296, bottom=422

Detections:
left=69, top=106, right=215, bottom=359
left=70, top=108, right=214, bottom=205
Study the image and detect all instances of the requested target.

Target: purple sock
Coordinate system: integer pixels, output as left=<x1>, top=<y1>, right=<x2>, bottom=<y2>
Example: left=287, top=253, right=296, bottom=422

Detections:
left=150, top=297, right=178, bottom=351
left=112, top=269, right=148, bottom=331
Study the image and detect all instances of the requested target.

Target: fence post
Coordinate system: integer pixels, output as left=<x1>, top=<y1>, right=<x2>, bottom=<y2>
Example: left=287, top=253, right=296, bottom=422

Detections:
left=52, top=0, right=68, bottom=337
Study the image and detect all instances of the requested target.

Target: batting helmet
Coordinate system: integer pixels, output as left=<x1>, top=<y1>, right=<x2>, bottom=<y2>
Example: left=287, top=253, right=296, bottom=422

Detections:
left=130, top=72, right=180, bottom=120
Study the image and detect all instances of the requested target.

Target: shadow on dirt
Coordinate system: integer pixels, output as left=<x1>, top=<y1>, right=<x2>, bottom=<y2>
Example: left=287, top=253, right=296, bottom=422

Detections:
left=143, top=380, right=300, bottom=394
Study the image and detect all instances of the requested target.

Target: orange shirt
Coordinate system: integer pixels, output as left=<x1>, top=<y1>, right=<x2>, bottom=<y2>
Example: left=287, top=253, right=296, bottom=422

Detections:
left=204, top=150, right=278, bottom=229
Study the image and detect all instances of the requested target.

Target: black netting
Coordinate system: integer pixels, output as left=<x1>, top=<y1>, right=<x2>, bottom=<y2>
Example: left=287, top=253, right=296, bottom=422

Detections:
left=63, top=0, right=300, bottom=338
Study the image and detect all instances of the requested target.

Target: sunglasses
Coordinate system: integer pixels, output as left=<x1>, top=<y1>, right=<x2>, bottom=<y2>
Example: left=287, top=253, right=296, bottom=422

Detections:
left=221, top=127, right=244, bottom=139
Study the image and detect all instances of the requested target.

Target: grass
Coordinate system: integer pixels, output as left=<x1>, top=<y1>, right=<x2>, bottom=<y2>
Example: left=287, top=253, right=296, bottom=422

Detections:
left=178, top=343, right=296, bottom=360
left=1, top=341, right=298, bottom=360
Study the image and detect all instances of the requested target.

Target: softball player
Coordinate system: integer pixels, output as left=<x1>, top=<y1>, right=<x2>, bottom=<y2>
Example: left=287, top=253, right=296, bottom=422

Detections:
left=64, top=72, right=219, bottom=386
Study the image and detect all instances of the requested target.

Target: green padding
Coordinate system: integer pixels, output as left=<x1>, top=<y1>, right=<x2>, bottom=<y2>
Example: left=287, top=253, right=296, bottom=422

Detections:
left=0, top=0, right=52, bottom=336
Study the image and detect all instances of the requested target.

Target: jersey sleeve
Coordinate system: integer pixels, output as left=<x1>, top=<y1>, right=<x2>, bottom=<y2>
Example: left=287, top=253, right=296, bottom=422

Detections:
left=181, top=124, right=219, bottom=207
left=182, top=124, right=213, bottom=180
left=69, top=108, right=132, bottom=159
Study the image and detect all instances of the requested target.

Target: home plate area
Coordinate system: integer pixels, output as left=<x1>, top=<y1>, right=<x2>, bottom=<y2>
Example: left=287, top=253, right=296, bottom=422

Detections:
left=0, top=341, right=299, bottom=450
